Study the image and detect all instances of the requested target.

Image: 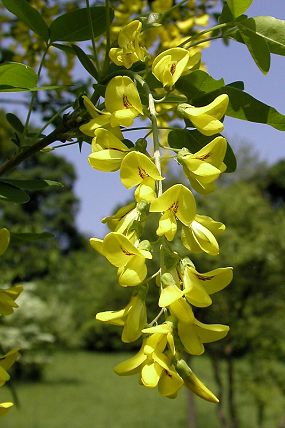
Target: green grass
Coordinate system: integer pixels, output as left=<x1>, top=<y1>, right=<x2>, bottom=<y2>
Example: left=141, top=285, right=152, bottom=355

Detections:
left=0, top=352, right=283, bottom=428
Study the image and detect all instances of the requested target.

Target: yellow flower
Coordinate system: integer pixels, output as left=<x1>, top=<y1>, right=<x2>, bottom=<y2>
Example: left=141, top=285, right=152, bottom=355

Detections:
left=0, top=402, right=13, bottom=416
left=181, top=214, right=225, bottom=256
left=0, top=285, right=23, bottom=316
left=175, top=359, right=219, bottom=403
left=96, top=293, right=147, bottom=343
left=177, top=137, right=227, bottom=194
left=151, top=0, right=173, bottom=13
left=109, top=20, right=146, bottom=69
left=88, top=128, right=130, bottom=172
left=178, top=318, right=229, bottom=355
left=152, top=47, right=200, bottom=88
left=90, top=232, right=152, bottom=286
left=0, top=228, right=10, bottom=256
left=102, top=201, right=138, bottom=234
left=79, top=96, right=115, bottom=136
left=114, top=329, right=184, bottom=398
left=120, top=151, right=163, bottom=202
left=149, top=184, right=196, bottom=241
left=183, top=265, right=233, bottom=307
left=105, top=76, right=143, bottom=127
left=177, top=94, right=229, bottom=136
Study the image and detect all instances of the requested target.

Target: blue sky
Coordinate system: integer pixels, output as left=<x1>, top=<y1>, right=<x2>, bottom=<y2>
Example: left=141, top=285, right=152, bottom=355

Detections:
left=4, top=1, right=285, bottom=236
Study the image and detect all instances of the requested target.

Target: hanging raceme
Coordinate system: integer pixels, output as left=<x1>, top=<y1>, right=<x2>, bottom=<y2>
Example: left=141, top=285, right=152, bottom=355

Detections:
left=80, top=8, right=234, bottom=403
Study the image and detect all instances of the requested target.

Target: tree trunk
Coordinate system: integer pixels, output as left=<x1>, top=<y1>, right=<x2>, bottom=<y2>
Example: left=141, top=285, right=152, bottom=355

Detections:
left=186, top=391, right=197, bottom=428
left=227, top=348, right=239, bottom=428
left=210, top=355, right=230, bottom=428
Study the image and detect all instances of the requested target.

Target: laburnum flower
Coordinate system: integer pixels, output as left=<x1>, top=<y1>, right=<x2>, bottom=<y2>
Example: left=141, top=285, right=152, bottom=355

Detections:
left=152, top=47, right=201, bottom=88
left=88, top=128, right=130, bottom=172
left=90, top=232, right=152, bottom=286
left=102, top=201, right=139, bottom=234
left=175, top=359, right=219, bottom=403
left=96, top=292, right=147, bottom=343
left=109, top=20, right=146, bottom=69
left=0, top=349, right=20, bottom=416
left=0, top=284, right=23, bottom=316
left=120, top=151, right=163, bottom=202
left=0, top=228, right=10, bottom=256
left=177, top=94, right=229, bottom=136
left=178, top=318, right=229, bottom=355
left=114, top=327, right=184, bottom=398
left=105, top=76, right=143, bottom=127
left=79, top=96, right=121, bottom=137
left=183, top=265, right=233, bottom=308
left=181, top=214, right=225, bottom=256
left=149, top=184, right=196, bottom=241
left=177, top=137, right=227, bottom=194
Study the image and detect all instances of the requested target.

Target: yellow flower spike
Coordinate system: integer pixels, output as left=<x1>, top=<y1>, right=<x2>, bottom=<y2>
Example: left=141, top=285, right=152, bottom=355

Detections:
left=177, top=94, right=229, bottom=136
left=158, top=273, right=184, bottom=308
left=109, top=20, right=146, bottom=69
left=149, top=184, right=196, bottom=241
left=88, top=129, right=130, bottom=172
left=96, top=294, right=147, bottom=343
left=105, top=76, right=143, bottom=127
left=0, top=402, right=13, bottom=416
left=181, top=214, right=225, bottom=256
left=0, top=284, right=23, bottom=316
left=177, top=137, right=227, bottom=194
left=152, top=48, right=200, bottom=88
left=183, top=265, right=233, bottom=307
left=178, top=318, right=229, bottom=355
left=0, top=228, right=10, bottom=256
left=175, top=359, right=219, bottom=403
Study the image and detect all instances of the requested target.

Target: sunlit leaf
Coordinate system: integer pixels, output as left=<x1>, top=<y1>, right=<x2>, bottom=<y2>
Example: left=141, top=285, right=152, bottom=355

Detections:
left=0, top=63, right=37, bottom=90
left=238, top=19, right=270, bottom=73
left=226, top=0, right=253, bottom=18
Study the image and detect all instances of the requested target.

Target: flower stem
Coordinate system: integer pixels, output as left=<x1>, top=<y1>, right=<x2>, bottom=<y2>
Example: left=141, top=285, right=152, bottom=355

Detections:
left=179, top=21, right=234, bottom=48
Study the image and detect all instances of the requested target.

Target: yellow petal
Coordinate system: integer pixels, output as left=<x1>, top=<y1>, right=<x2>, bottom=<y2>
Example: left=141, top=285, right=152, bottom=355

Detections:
left=103, top=232, right=141, bottom=267
left=120, top=151, right=163, bottom=189
left=169, top=298, right=194, bottom=323
left=194, top=319, right=229, bottom=343
left=114, top=349, right=146, bottom=375
left=118, top=256, right=148, bottom=286
left=178, top=322, right=205, bottom=355
left=0, top=402, right=13, bottom=416
left=156, top=210, right=177, bottom=241
left=141, top=361, right=163, bottom=387
left=96, top=309, right=126, bottom=326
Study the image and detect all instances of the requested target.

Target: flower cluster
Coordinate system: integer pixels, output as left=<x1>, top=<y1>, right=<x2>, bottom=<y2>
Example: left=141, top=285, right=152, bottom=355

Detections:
left=0, top=228, right=22, bottom=414
left=81, top=17, right=232, bottom=402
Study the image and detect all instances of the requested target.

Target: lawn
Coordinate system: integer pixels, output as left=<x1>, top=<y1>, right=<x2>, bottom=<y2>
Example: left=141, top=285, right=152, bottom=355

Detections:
left=0, top=351, right=283, bottom=428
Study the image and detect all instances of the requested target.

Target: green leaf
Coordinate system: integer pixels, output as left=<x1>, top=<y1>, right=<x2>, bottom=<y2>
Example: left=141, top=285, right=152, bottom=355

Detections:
left=168, top=129, right=236, bottom=173
left=71, top=44, right=98, bottom=79
left=50, top=6, right=113, bottom=42
left=219, top=2, right=234, bottom=24
left=232, top=17, right=285, bottom=56
left=226, top=0, right=253, bottom=18
left=0, top=63, right=38, bottom=90
left=2, top=0, right=49, bottom=41
left=5, top=113, right=24, bottom=134
left=176, top=71, right=225, bottom=102
left=0, top=85, right=70, bottom=93
left=238, top=19, right=270, bottom=73
left=0, top=182, right=30, bottom=204
left=52, top=43, right=75, bottom=55
left=11, top=232, right=54, bottom=242
left=0, top=179, right=63, bottom=191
